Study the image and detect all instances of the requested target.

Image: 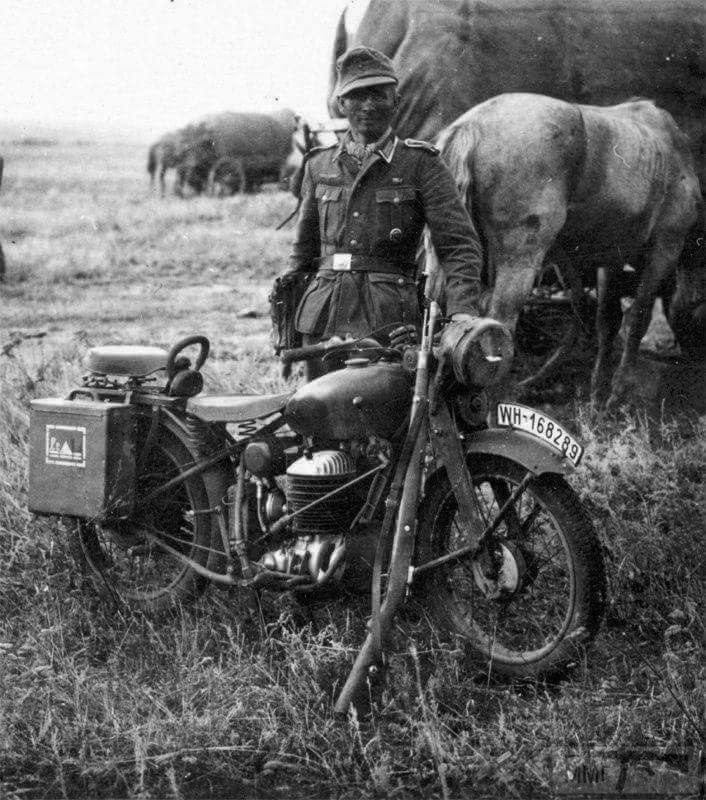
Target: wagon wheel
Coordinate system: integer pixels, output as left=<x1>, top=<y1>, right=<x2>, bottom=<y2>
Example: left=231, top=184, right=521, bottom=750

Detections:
left=513, top=256, right=590, bottom=390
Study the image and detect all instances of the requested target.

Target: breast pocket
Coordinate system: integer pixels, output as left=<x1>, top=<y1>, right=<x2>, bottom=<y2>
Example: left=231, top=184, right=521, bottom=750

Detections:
left=374, top=186, right=418, bottom=245
left=315, top=185, right=344, bottom=245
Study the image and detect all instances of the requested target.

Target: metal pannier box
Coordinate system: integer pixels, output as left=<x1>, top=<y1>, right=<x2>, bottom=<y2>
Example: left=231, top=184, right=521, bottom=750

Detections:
left=28, top=398, right=136, bottom=519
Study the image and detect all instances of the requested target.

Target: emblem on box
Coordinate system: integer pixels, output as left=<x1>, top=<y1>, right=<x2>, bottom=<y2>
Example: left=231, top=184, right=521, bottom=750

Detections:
left=45, top=425, right=86, bottom=467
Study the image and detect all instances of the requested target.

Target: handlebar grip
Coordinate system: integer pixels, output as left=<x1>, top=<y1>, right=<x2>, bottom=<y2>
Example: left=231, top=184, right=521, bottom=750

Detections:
left=280, top=342, right=329, bottom=364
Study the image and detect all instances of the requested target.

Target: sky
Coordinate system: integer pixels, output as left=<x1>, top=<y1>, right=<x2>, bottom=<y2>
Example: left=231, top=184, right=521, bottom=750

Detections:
left=1, top=0, right=371, bottom=140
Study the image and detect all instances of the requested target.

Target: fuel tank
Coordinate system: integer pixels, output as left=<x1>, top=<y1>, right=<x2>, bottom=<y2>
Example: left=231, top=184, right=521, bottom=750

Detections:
left=285, top=360, right=412, bottom=440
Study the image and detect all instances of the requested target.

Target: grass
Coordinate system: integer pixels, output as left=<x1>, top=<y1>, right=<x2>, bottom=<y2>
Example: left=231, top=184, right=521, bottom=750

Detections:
left=0, top=134, right=704, bottom=798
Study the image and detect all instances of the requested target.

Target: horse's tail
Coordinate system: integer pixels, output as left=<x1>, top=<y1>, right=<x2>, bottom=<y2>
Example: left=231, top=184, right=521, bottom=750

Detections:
left=436, top=119, right=493, bottom=292
left=419, top=121, right=481, bottom=305
left=437, top=120, right=478, bottom=214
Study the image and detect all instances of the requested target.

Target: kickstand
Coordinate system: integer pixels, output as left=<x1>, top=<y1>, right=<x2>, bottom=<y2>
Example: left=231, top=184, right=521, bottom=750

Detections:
left=245, top=588, right=267, bottom=637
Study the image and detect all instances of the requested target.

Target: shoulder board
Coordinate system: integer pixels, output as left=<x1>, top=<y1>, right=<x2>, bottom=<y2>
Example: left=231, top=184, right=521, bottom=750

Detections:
left=300, top=143, right=337, bottom=171
left=403, top=138, right=439, bottom=154
left=307, top=143, right=337, bottom=156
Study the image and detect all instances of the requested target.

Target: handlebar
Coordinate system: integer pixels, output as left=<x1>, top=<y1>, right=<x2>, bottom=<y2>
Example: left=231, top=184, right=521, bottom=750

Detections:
left=280, top=338, right=390, bottom=365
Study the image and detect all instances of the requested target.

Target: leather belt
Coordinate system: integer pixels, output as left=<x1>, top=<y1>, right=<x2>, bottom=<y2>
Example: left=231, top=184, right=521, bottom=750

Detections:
left=315, top=254, right=415, bottom=274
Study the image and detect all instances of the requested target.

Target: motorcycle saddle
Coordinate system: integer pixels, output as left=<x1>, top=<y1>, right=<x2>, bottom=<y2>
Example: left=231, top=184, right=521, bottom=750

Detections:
left=186, top=393, right=292, bottom=423
left=87, top=345, right=167, bottom=377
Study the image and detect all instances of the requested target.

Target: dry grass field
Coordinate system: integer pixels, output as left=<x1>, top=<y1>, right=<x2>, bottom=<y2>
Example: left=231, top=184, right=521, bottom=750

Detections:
left=0, top=134, right=704, bottom=799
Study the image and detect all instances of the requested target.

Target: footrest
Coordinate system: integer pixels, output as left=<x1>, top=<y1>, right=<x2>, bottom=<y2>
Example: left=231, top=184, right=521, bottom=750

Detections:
left=186, top=393, right=292, bottom=423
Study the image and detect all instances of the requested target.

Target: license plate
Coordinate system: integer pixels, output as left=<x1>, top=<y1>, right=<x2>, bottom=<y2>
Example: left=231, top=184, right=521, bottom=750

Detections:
left=496, top=403, right=584, bottom=466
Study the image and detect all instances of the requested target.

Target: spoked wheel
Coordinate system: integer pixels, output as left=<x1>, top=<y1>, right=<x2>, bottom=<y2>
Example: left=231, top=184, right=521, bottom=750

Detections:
left=68, top=426, right=214, bottom=614
left=416, top=455, right=605, bottom=679
left=513, top=257, right=590, bottom=390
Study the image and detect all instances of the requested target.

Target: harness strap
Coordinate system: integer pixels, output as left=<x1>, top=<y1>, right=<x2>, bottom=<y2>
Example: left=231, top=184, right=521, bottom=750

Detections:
left=275, top=198, right=302, bottom=231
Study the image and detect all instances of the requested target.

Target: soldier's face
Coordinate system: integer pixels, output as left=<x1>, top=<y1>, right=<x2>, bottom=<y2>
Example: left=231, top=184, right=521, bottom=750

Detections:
left=340, top=85, right=398, bottom=143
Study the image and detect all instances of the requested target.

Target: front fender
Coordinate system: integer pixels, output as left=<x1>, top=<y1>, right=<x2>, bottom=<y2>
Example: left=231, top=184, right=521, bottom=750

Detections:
left=464, top=427, right=572, bottom=475
left=419, top=427, right=573, bottom=521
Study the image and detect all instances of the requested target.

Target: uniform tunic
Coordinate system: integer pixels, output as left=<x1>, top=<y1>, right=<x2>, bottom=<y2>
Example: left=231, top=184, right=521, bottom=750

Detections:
left=289, top=134, right=483, bottom=342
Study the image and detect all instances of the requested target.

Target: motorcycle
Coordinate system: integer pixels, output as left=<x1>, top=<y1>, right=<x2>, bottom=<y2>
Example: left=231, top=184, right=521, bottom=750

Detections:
left=28, top=300, right=605, bottom=714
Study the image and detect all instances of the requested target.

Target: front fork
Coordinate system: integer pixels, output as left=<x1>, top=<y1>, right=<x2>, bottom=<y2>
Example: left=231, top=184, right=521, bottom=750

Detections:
left=428, top=402, right=488, bottom=556
left=334, top=318, right=529, bottom=714
left=334, top=303, right=500, bottom=714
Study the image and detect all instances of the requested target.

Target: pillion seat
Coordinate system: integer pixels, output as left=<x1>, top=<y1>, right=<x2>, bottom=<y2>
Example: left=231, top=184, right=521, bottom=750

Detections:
left=86, top=345, right=168, bottom=377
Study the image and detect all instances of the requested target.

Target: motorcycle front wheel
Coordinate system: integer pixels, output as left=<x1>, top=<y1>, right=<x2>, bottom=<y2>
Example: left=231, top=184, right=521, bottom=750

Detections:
left=416, top=455, right=605, bottom=679
left=68, top=426, right=214, bottom=614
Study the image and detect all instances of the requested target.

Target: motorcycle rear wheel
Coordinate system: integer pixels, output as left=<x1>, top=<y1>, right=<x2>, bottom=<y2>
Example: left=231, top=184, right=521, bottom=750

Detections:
left=68, top=427, right=213, bottom=614
left=416, top=455, right=605, bottom=679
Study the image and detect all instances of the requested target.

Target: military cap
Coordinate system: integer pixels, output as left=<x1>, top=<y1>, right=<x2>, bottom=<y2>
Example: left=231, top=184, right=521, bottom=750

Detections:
left=335, top=46, right=398, bottom=97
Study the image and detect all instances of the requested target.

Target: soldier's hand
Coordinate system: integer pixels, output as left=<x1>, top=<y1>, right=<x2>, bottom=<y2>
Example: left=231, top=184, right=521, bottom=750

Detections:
left=275, top=271, right=299, bottom=290
left=449, top=312, right=479, bottom=325
left=389, top=324, right=418, bottom=350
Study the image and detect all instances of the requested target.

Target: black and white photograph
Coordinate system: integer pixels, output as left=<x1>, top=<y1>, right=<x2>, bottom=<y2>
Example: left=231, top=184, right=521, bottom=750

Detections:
left=1, top=1, right=704, bottom=797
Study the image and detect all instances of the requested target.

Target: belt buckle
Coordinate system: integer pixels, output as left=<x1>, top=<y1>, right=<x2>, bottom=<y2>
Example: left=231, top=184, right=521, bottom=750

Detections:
left=332, top=253, right=352, bottom=271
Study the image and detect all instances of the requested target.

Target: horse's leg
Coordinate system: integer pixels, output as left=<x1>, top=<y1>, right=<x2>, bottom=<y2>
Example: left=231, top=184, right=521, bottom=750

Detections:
left=487, top=210, right=565, bottom=336
left=174, top=166, right=185, bottom=198
left=206, top=164, right=217, bottom=197
left=488, top=254, right=539, bottom=333
left=487, top=240, right=552, bottom=400
left=591, top=265, right=622, bottom=407
left=608, top=235, right=684, bottom=407
left=668, top=216, right=706, bottom=361
left=235, top=159, right=247, bottom=194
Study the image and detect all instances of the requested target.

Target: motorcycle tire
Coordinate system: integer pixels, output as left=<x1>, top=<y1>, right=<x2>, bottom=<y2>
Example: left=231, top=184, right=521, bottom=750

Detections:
left=68, top=425, right=214, bottom=614
left=416, top=454, right=605, bottom=680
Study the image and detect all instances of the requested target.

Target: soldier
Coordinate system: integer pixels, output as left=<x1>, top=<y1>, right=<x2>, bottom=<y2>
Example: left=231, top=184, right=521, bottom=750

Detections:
left=276, top=45, right=483, bottom=377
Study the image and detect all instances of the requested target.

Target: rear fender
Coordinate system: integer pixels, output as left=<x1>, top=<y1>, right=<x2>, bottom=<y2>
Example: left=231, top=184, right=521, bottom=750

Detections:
left=136, top=405, right=233, bottom=570
left=156, top=402, right=233, bottom=488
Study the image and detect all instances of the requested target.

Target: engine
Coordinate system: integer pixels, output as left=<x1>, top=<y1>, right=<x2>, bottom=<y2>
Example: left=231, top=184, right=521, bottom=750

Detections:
left=284, top=450, right=357, bottom=535
left=241, top=433, right=389, bottom=589
left=229, top=358, right=409, bottom=587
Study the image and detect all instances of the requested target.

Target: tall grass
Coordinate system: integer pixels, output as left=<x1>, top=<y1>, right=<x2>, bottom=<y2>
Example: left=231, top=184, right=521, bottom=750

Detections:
left=0, top=135, right=703, bottom=798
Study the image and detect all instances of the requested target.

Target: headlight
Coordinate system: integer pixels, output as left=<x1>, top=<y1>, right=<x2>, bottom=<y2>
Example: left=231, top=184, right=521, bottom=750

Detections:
left=439, top=318, right=514, bottom=387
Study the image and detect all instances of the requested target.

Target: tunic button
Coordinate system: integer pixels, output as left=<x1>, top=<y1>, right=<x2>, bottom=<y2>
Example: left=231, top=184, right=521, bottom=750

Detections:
left=397, top=277, right=405, bottom=285
left=350, top=239, right=357, bottom=246
left=352, top=211, right=360, bottom=218
left=393, top=197, right=400, bottom=204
